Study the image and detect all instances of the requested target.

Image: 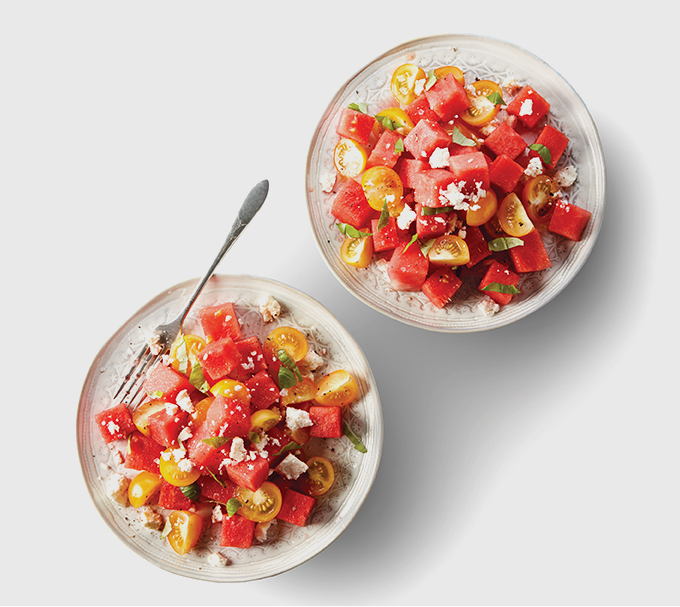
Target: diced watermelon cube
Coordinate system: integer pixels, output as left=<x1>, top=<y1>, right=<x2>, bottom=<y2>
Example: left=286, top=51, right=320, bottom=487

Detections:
left=245, top=370, right=280, bottom=411
left=264, top=426, right=298, bottom=467
left=509, top=229, right=552, bottom=273
left=422, top=267, right=462, bottom=308
left=141, top=363, right=194, bottom=403
left=366, top=129, right=403, bottom=169
left=424, top=73, right=470, bottom=122
left=413, top=169, right=456, bottom=208
left=229, top=336, right=267, bottom=382
left=506, top=85, right=550, bottom=128
left=405, top=94, right=440, bottom=124
left=548, top=200, right=592, bottom=241
left=158, top=480, right=195, bottom=510
left=530, top=125, right=569, bottom=169
left=483, top=122, right=526, bottom=160
left=277, top=489, right=317, bottom=527
left=309, top=406, right=343, bottom=438
left=336, top=107, right=375, bottom=146
left=330, top=178, right=378, bottom=229
left=387, top=240, right=429, bottom=292
left=464, top=225, right=492, bottom=268
left=198, top=474, right=237, bottom=504
left=397, top=158, right=429, bottom=189
left=489, top=154, right=524, bottom=192
left=220, top=514, right=256, bottom=548
left=415, top=203, right=448, bottom=240
left=95, top=403, right=136, bottom=444
left=147, top=407, right=189, bottom=448
left=199, top=337, right=242, bottom=384
left=198, top=302, right=242, bottom=342
left=125, top=431, right=164, bottom=473
left=448, top=151, right=490, bottom=191
left=404, top=119, right=452, bottom=161
left=225, top=455, right=270, bottom=492
left=478, top=260, right=520, bottom=306
left=187, top=396, right=241, bottom=468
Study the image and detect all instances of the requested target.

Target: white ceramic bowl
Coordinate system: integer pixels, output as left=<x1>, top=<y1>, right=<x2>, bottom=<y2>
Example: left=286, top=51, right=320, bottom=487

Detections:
left=306, top=34, right=605, bottom=332
left=77, top=275, right=383, bottom=582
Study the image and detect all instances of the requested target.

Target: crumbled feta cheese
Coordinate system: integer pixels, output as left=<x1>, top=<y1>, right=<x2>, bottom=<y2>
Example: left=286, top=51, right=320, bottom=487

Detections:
left=429, top=146, right=450, bottom=169
left=439, top=182, right=467, bottom=210
left=176, top=389, right=194, bottom=414
left=286, top=407, right=313, bottom=433
left=396, top=204, right=417, bottom=230
left=524, top=156, right=544, bottom=177
left=138, top=506, right=164, bottom=530
left=106, top=473, right=129, bottom=506
left=301, top=349, right=323, bottom=372
left=146, top=331, right=163, bottom=355
left=478, top=296, right=500, bottom=316
left=554, top=165, right=578, bottom=188
left=254, top=519, right=278, bottom=543
left=258, top=295, right=281, bottom=323
left=414, top=77, right=426, bottom=96
left=229, top=437, right=247, bottom=463
left=212, top=505, right=224, bottom=523
left=502, top=76, right=522, bottom=95
left=207, top=552, right=229, bottom=567
left=106, top=421, right=120, bottom=436
left=177, top=426, right=193, bottom=443
left=177, top=458, right=194, bottom=473
left=275, top=453, right=308, bottom=480
left=319, top=172, right=336, bottom=193
left=165, top=403, right=178, bottom=416
left=519, top=98, right=533, bottom=117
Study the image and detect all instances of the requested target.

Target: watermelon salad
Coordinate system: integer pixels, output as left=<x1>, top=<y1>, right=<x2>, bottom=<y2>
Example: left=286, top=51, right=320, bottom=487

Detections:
left=94, top=298, right=367, bottom=563
left=320, top=62, right=592, bottom=312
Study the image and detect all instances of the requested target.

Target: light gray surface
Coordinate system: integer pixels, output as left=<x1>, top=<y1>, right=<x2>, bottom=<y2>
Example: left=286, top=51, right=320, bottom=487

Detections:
left=2, top=1, right=677, bottom=604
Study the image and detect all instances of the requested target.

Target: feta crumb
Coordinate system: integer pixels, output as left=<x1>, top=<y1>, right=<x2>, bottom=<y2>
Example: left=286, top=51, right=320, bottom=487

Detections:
left=301, top=349, right=323, bottom=372
left=177, top=458, right=194, bottom=473
left=229, top=437, right=247, bottom=463
left=502, top=76, right=522, bottom=94
left=165, top=403, right=179, bottom=416
left=286, top=407, right=313, bottom=433
left=319, top=172, right=336, bottom=193
left=414, top=77, right=426, bottom=96
left=138, top=506, right=164, bottom=530
left=396, top=204, right=417, bottom=230
left=429, top=146, right=450, bottom=169
left=146, top=331, right=163, bottom=355
left=106, top=421, right=120, bottom=436
left=439, top=182, right=467, bottom=210
left=519, top=98, right=533, bottom=117
left=254, top=519, right=278, bottom=543
left=176, top=389, right=194, bottom=414
left=478, top=296, right=500, bottom=316
left=207, top=552, right=229, bottom=567
left=524, top=156, right=544, bottom=177
left=106, top=473, right=129, bottom=506
left=554, top=165, right=578, bottom=188
left=212, top=505, right=224, bottom=523
left=275, top=453, right=308, bottom=480
left=177, top=426, right=193, bottom=443
left=258, top=295, right=281, bottom=323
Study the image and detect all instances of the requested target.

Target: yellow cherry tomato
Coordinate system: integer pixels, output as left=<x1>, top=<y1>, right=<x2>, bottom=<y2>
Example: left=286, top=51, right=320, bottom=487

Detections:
left=498, top=192, right=534, bottom=237
left=191, top=396, right=214, bottom=427
left=361, top=166, right=404, bottom=214
left=280, top=377, right=318, bottom=406
left=250, top=409, right=282, bottom=434
left=333, top=138, right=367, bottom=178
left=461, top=79, right=503, bottom=127
left=372, top=107, right=414, bottom=137
left=306, top=456, right=335, bottom=497
left=522, top=175, right=559, bottom=227
left=169, top=334, right=206, bottom=375
left=466, top=189, right=498, bottom=227
left=263, top=326, right=308, bottom=363
left=166, top=510, right=203, bottom=556
left=316, top=370, right=359, bottom=407
left=210, top=378, right=250, bottom=406
left=391, top=63, right=427, bottom=105
left=159, top=449, right=201, bottom=487
left=128, top=471, right=163, bottom=509
left=235, top=481, right=282, bottom=523
left=427, top=234, right=471, bottom=266
left=132, top=400, right=166, bottom=436
left=434, top=65, right=466, bottom=87
left=340, top=235, right=373, bottom=269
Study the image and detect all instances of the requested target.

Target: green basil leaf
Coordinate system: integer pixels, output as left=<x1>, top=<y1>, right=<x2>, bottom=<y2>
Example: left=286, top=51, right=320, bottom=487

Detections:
left=481, top=282, right=521, bottom=294
left=348, top=102, right=368, bottom=114
left=278, top=366, right=298, bottom=389
left=160, top=517, right=172, bottom=538
left=336, top=222, right=372, bottom=239
left=528, top=143, right=552, bottom=165
left=452, top=126, right=476, bottom=147
left=249, top=431, right=261, bottom=444
left=421, top=205, right=453, bottom=216
left=486, top=91, right=506, bottom=106
left=277, top=349, right=303, bottom=382
left=226, top=497, right=242, bottom=518
left=394, top=137, right=404, bottom=153
left=375, top=114, right=402, bottom=131
left=343, top=421, right=368, bottom=453
left=273, top=441, right=301, bottom=458
left=419, top=238, right=436, bottom=257
left=180, top=482, right=201, bottom=502
left=205, top=468, right=225, bottom=488
left=424, top=68, right=438, bottom=91
left=376, top=201, right=390, bottom=232
left=148, top=390, right=163, bottom=399
left=488, top=237, right=524, bottom=252
left=188, top=355, right=210, bottom=393
left=201, top=436, right=230, bottom=449
left=403, top=234, right=418, bottom=252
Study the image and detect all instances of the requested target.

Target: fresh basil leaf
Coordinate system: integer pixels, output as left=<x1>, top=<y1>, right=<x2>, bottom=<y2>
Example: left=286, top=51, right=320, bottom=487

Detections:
left=175, top=335, right=189, bottom=374
left=488, top=237, right=524, bottom=252
left=452, top=126, right=476, bottom=147
left=336, top=222, right=372, bottom=239
left=481, top=282, right=520, bottom=294
left=277, top=349, right=303, bottom=381
left=205, top=468, right=226, bottom=488
left=403, top=234, right=418, bottom=252
left=180, top=482, right=201, bottom=502
left=528, top=143, right=552, bottom=165
left=343, top=421, right=368, bottom=453
left=249, top=431, right=261, bottom=444
left=201, top=436, right=230, bottom=449
left=486, top=91, right=506, bottom=106
left=273, top=441, right=301, bottom=458
left=421, top=205, right=453, bottom=216
left=188, top=355, right=210, bottom=393
left=160, top=517, right=172, bottom=538
left=148, top=390, right=164, bottom=399
left=278, top=366, right=298, bottom=389
left=348, top=102, right=368, bottom=114
left=424, top=69, right=438, bottom=91
left=419, top=238, right=436, bottom=257
left=226, top=497, right=242, bottom=518
left=376, top=201, right=390, bottom=232
left=375, top=114, right=402, bottom=131
left=394, top=137, right=404, bottom=153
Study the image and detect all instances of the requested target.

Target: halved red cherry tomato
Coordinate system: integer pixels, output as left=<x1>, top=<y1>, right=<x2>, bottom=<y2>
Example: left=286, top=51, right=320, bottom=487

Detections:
left=522, top=175, right=559, bottom=226
left=166, top=510, right=203, bottom=555
left=306, top=456, right=335, bottom=496
left=132, top=400, right=166, bottom=436
left=263, top=327, right=308, bottom=363
left=361, top=166, right=404, bottom=215
left=316, top=370, right=359, bottom=407
left=235, top=481, right=282, bottom=523
left=428, top=234, right=470, bottom=266
left=434, top=65, right=466, bottom=87
left=372, top=107, right=414, bottom=137
left=128, top=471, right=162, bottom=508
left=333, top=138, right=367, bottom=178
left=391, top=63, right=426, bottom=105
left=340, top=235, right=373, bottom=268
left=498, top=192, right=534, bottom=237
left=461, top=80, right=503, bottom=127
left=466, top=189, right=498, bottom=227
left=159, top=449, right=201, bottom=487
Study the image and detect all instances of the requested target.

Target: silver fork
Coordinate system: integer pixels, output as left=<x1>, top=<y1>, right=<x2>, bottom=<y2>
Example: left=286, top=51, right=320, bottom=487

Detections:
left=113, top=179, right=269, bottom=406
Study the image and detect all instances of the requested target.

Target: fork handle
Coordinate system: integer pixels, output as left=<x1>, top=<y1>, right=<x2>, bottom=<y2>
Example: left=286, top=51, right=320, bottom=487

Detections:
left=176, top=179, right=270, bottom=322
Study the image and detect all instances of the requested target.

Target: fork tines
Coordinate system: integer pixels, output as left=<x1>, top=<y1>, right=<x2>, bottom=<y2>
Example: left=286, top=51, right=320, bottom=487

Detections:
left=113, top=344, right=158, bottom=407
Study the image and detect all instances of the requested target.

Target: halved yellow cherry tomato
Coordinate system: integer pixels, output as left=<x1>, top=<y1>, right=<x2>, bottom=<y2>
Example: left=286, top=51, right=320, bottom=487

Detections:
left=361, top=166, right=404, bottom=214
left=333, top=138, right=367, bottom=178
left=316, top=369, right=359, bottom=407
left=434, top=65, right=466, bottom=87
left=250, top=409, right=281, bottom=434
left=128, top=471, right=163, bottom=508
left=428, top=234, right=470, bottom=266
left=340, top=235, right=373, bottom=269
left=159, top=449, right=201, bottom=487
left=210, top=378, right=250, bottom=406
left=306, top=456, right=335, bottom=497
left=391, top=63, right=426, bottom=105
left=522, top=175, right=559, bottom=226
left=484, top=214, right=508, bottom=239
left=166, top=510, right=203, bottom=555
left=466, top=189, right=498, bottom=226
left=498, top=192, right=534, bottom=237
left=263, top=327, right=308, bottom=363
left=235, top=481, right=282, bottom=523
left=191, top=395, right=214, bottom=427
left=372, top=107, right=414, bottom=137
left=281, top=377, right=318, bottom=406
left=461, top=80, right=503, bottom=127
left=132, top=400, right=166, bottom=436
left=169, top=333, right=206, bottom=375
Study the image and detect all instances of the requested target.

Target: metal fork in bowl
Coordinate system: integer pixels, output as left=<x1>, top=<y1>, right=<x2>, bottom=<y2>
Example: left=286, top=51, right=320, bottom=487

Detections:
left=113, top=179, right=269, bottom=406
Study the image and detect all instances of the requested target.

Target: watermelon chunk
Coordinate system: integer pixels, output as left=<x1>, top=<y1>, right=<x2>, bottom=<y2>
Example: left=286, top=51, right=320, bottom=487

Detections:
left=509, top=229, right=552, bottom=273
left=405, top=93, right=440, bottom=124
left=199, top=474, right=237, bottom=504
left=415, top=203, right=448, bottom=240
left=422, top=267, right=462, bottom=308
left=403, top=119, right=452, bottom=161
left=330, top=178, right=378, bottom=229
left=158, top=480, right=194, bottom=510
left=387, top=241, right=429, bottom=291
left=506, top=85, right=550, bottom=128
left=371, top=216, right=408, bottom=252
left=478, top=260, right=520, bottom=306
left=125, top=431, right=164, bottom=473
left=489, top=154, right=524, bottom=192
left=366, top=129, right=403, bottom=169
left=187, top=396, right=241, bottom=468
left=245, top=370, right=280, bottom=411
left=147, top=407, right=189, bottom=448
left=464, top=225, right=492, bottom=268
left=225, top=455, right=269, bottom=492
left=220, top=514, right=256, bottom=548
left=548, top=200, right=592, bottom=241
left=530, top=125, right=569, bottom=170
left=309, top=405, right=343, bottom=438
left=198, top=302, right=242, bottom=342
left=229, top=336, right=267, bottom=382
left=95, top=403, right=135, bottom=444
left=199, top=337, right=242, bottom=384
left=397, top=158, right=429, bottom=189
left=483, top=122, right=526, bottom=160
left=448, top=151, right=490, bottom=191
left=277, top=489, right=316, bottom=527
left=141, top=363, right=194, bottom=404
left=424, top=73, right=470, bottom=122
left=336, top=107, right=375, bottom=146
left=413, top=169, right=456, bottom=208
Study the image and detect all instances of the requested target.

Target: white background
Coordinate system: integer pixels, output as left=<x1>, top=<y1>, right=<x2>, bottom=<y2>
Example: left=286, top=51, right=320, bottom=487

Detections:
left=2, top=1, right=678, bottom=605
